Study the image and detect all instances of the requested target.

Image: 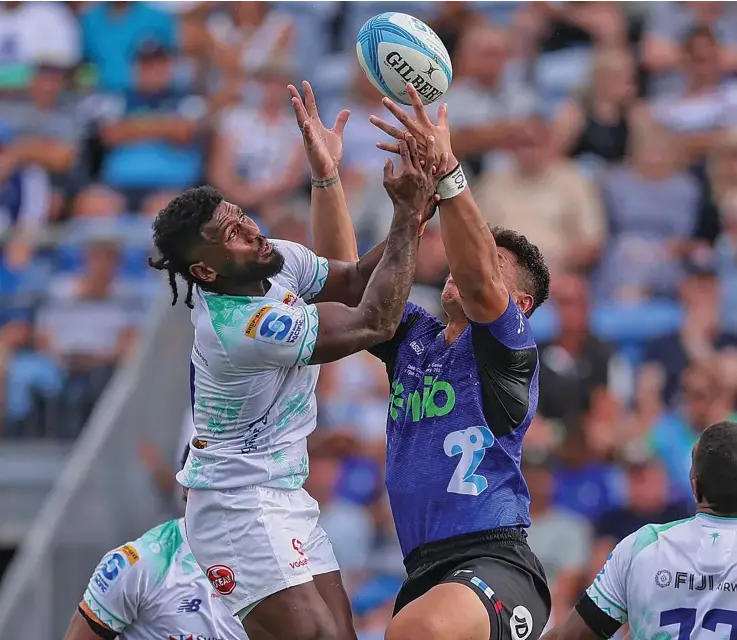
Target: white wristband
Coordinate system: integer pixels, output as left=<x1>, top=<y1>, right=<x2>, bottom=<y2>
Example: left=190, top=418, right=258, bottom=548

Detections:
left=436, top=164, right=467, bottom=200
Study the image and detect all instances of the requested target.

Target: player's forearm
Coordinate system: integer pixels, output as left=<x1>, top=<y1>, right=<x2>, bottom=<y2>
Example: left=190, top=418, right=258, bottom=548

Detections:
left=310, top=173, right=359, bottom=262
left=357, top=206, right=421, bottom=336
left=438, top=187, right=502, bottom=298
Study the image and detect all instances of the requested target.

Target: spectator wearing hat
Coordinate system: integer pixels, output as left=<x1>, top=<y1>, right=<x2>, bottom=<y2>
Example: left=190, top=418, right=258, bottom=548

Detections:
left=77, top=40, right=206, bottom=217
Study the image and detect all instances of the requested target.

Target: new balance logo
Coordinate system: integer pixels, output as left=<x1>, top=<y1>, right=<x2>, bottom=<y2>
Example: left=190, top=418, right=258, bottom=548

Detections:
left=517, top=312, right=524, bottom=335
left=177, top=598, right=202, bottom=613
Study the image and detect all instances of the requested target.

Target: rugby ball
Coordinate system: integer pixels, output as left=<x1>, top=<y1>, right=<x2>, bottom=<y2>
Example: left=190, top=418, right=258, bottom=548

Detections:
left=356, top=12, right=452, bottom=106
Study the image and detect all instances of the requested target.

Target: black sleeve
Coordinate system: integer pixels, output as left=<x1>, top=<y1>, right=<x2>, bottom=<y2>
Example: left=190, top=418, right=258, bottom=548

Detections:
left=471, top=326, right=538, bottom=438
left=575, top=592, right=623, bottom=639
left=368, top=307, right=426, bottom=380
left=78, top=605, right=118, bottom=640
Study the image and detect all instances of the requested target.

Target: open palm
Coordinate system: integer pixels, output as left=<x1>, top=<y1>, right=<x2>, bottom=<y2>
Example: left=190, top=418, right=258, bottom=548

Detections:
left=288, top=81, right=350, bottom=180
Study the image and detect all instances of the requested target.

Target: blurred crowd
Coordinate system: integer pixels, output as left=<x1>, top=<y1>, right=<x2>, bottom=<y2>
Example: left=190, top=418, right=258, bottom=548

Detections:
left=3, top=0, right=737, bottom=635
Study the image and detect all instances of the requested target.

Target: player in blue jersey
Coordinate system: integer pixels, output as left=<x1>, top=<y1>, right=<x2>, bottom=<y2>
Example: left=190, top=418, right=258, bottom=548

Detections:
left=365, top=83, right=552, bottom=640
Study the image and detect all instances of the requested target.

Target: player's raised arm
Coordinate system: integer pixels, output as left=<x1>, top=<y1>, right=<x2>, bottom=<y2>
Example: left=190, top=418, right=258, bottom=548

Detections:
left=287, top=81, right=357, bottom=263
left=308, top=137, right=446, bottom=363
left=370, top=83, right=523, bottom=321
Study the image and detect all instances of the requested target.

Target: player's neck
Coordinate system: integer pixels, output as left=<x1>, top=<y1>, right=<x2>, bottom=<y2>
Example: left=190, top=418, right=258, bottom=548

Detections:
left=207, top=278, right=271, bottom=298
left=444, top=320, right=469, bottom=344
left=698, top=506, right=737, bottom=520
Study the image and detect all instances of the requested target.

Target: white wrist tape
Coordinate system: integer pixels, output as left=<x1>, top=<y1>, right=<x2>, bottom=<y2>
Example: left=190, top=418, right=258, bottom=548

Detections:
left=436, top=164, right=467, bottom=200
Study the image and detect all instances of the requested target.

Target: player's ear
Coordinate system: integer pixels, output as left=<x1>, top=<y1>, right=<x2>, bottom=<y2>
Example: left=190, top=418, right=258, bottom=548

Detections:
left=517, top=293, right=534, bottom=316
left=189, top=262, right=217, bottom=283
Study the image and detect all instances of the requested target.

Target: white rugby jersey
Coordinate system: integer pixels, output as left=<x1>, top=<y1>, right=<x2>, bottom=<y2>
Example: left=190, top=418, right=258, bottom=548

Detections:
left=583, top=513, right=737, bottom=639
left=83, top=519, right=247, bottom=640
left=177, top=239, right=329, bottom=491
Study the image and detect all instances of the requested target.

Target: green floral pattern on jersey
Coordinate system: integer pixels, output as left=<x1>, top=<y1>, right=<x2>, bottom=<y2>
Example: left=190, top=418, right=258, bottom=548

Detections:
left=185, top=456, right=211, bottom=489
left=275, top=392, right=310, bottom=430
left=195, top=391, right=243, bottom=434
left=204, top=294, right=259, bottom=350
left=138, top=519, right=185, bottom=583
left=275, top=454, right=309, bottom=489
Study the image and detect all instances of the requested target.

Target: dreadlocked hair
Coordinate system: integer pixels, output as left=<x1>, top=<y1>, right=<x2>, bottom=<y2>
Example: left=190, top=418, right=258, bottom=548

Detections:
left=148, top=185, right=224, bottom=308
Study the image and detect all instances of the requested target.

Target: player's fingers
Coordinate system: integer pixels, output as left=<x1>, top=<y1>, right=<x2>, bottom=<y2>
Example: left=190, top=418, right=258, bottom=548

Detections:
left=406, top=134, right=423, bottom=173
left=302, top=81, right=319, bottom=119
left=438, top=102, right=449, bottom=128
left=375, top=141, right=401, bottom=154
left=382, top=97, right=422, bottom=136
left=383, top=157, right=395, bottom=181
left=397, top=138, right=410, bottom=171
left=332, top=109, right=351, bottom=137
left=437, top=152, right=450, bottom=177
left=302, top=120, right=317, bottom=147
left=407, top=83, right=432, bottom=125
left=424, top=136, right=436, bottom=176
left=290, top=97, right=310, bottom=130
left=369, top=115, right=405, bottom=141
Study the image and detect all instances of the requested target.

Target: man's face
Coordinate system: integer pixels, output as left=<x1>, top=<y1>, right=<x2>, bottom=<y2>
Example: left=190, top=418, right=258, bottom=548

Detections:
left=137, top=55, right=172, bottom=94
left=189, top=201, right=284, bottom=286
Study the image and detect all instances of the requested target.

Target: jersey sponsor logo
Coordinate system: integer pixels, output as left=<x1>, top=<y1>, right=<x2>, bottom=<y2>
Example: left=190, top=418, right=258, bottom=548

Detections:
left=206, top=564, right=236, bottom=595
left=244, top=306, right=272, bottom=338
left=409, top=340, right=424, bottom=355
left=119, top=544, right=139, bottom=565
left=511, top=605, right=533, bottom=640
left=389, top=376, right=456, bottom=422
left=168, top=635, right=226, bottom=640
left=671, top=571, right=737, bottom=592
left=259, top=311, right=294, bottom=342
left=282, top=291, right=297, bottom=306
left=92, top=549, right=130, bottom=593
left=517, top=311, right=525, bottom=334
left=192, top=438, right=207, bottom=450
left=655, top=569, right=672, bottom=587
left=176, top=598, right=202, bottom=613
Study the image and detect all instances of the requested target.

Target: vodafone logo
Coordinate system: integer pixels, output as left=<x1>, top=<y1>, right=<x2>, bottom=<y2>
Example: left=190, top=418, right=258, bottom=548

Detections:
left=206, top=564, right=236, bottom=595
left=289, top=538, right=309, bottom=569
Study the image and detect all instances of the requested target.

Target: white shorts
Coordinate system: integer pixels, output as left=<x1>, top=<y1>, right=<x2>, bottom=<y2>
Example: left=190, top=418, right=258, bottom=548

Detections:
left=184, top=485, right=340, bottom=618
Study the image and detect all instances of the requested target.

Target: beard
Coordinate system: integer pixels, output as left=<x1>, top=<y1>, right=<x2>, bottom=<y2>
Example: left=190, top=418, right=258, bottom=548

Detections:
left=217, top=244, right=285, bottom=287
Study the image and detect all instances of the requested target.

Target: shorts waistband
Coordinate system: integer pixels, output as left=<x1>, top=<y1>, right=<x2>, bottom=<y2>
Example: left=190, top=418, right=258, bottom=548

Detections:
left=404, top=528, right=528, bottom=575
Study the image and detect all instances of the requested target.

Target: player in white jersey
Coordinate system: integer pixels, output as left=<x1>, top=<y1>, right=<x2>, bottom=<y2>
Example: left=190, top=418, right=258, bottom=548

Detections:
left=542, top=420, right=737, bottom=640
left=64, top=446, right=248, bottom=640
left=148, top=82, right=448, bottom=640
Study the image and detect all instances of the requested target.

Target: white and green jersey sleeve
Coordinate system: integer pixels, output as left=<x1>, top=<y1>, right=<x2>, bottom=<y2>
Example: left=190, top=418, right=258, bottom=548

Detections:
left=82, top=519, right=247, bottom=640
left=578, top=514, right=737, bottom=639
left=179, top=239, right=330, bottom=491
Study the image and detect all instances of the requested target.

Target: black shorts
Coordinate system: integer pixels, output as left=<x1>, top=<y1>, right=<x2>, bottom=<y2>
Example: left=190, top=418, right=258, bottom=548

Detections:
left=394, top=528, right=551, bottom=640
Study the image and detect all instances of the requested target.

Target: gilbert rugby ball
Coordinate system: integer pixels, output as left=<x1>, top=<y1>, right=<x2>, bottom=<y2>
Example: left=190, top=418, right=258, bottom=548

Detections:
left=356, top=12, right=452, bottom=106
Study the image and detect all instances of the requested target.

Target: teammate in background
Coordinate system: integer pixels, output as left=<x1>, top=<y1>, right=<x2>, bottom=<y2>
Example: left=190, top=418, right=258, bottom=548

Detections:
left=360, top=83, right=552, bottom=640
left=148, top=80, right=448, bottom=640
left=542, top=420, right=737, bottom=640
left=63, top=445, right=248, bottom=640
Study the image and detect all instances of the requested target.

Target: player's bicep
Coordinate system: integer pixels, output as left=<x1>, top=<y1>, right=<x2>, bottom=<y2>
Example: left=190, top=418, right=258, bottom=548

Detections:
left=65, top=606, right=117, bottom=640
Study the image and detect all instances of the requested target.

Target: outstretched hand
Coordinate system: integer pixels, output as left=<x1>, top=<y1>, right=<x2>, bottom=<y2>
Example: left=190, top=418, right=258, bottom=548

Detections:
left=383, top=134, right=449, bottom=223
left=288, top=81, right=350, bottom=180
left=370, top=83, right=455, bottom=167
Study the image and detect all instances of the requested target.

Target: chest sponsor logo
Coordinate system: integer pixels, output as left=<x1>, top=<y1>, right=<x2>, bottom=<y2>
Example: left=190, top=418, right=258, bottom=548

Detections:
left=244, top=306, right=272, bottom=338
left=389, top=376, right=455, bottom=422
left=205, top=564, right=236, bottom=595
left=177, top=598, right=202, bottom=613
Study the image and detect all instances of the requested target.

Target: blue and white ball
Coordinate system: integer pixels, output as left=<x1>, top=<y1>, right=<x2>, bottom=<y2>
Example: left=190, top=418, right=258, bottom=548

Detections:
left=356, top=12, right=452, bottom=106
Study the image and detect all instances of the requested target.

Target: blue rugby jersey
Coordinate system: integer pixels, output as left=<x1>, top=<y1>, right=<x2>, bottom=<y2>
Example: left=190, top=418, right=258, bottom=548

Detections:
left=370, top=295, right=539, bottom=557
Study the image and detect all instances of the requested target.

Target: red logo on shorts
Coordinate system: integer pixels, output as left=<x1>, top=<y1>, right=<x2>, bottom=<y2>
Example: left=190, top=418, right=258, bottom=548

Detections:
left=292, top=538, right=304, bottom=556
left=289, top=538, right=309, bottom=569
left=206, top=564, right=236, bottom=595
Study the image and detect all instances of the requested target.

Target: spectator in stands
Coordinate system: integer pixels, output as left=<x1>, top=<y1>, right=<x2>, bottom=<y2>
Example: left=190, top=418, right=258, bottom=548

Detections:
left=594, top=121, right=700, bottom=301
left=0, top=123, right=51, bottom=269
left=642, top=2, right=737, bottom=96
left=35, top=238, right=145, bottom=438
left=0, top=1, right=80, bottom=92
left=551, top=48, right=638, bottom=168
left=352, top=575, right=403, bottom=640
left=79, top=1, right=179, bottom=92
left=429, top=1, right=486, bottom=60
left=538, top=272, right=619, bottom=423
left=0, top=58, right=84, bottom=217
left=652, top=25, right=737, bottom=162
left=648, top=358, right=737, bottom=500
left=474, top=115, right=606, bottom=273
left=590, top=450, right=692, bottom=578
left=643, top=256, right=736, bottom=406
left=715, top=188, right=737, bottom=338
left=89, top=41, right=206, bottom=213
left=208, top=59, right=305, bottom=221
left=443, top=24, right=537, bottom=174
left=524, top=455, right=593, bottom=626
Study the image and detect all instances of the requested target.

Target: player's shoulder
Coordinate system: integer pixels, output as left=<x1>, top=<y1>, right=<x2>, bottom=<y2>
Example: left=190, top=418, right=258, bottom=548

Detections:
left=626, top=516, right=696, bottom=560
left=403, top=301, right=442, bottom=328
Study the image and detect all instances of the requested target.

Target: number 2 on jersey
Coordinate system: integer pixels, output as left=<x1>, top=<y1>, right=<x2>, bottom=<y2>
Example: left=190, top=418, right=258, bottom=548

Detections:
left=443, top=426, right=495, bottom=496
left=661, top=607, right=737, bottom=639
